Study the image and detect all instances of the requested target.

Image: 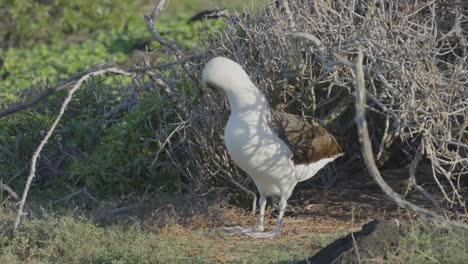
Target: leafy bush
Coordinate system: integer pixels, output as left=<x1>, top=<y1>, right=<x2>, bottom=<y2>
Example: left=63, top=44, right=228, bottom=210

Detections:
left=69, top=90, right=184, bottom=196
left=0, top=78, right=126, bottom=190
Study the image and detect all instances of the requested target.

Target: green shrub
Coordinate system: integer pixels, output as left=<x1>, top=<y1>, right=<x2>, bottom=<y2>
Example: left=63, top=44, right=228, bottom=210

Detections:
left=69, top=91, right=184, bottom=196
left=0, top=78, right=125, bottom=189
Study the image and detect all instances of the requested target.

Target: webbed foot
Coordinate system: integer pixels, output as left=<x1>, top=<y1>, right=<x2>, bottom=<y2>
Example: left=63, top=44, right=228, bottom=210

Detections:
left=223, top=226, right=257, bottom=233
left=243, top=229, right=281, bottom=239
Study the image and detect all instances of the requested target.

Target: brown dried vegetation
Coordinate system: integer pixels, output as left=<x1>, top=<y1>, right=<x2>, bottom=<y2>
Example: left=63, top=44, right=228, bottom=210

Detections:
left=153, top=0, right=468, bottom=218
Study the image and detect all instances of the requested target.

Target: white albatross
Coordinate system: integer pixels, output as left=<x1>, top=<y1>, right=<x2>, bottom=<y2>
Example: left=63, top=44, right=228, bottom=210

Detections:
left=202, top=56, right=344, bottom=238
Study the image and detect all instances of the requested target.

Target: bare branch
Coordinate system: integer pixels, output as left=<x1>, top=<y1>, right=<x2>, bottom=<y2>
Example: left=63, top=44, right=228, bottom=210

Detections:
left=145, top=74, right=190, bottom=120
left=96, top=203, right=142, bottom=219
left=13, top=68, right=133, bottom=234
left=218, top=168, right=258, bottom=214
left=50, top=187, right=101, bottom=205
left=0, top=61, right=115, bottom=118
left=150, top=0, right=167, bottom=20
left=148, top=120, right=189, bottom=169
left=0, top=182, right=19, bottom=200
left=142, top=0, right=202, bottom=117
left=144, top=0, right=183, bottom=57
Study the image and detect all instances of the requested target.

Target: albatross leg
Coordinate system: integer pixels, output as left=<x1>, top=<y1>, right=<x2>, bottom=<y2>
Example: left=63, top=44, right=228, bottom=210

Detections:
left=224, top=194, right=267, bottom=234
left=255, top=194, right=266, bottom=231
left=243, top=195, right=287, bottom=239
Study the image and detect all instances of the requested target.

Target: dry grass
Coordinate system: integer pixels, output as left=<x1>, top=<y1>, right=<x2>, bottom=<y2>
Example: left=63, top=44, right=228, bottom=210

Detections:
left=1, top=189, right=467, bottom=263
left=0, top=197, right=342, bottom=264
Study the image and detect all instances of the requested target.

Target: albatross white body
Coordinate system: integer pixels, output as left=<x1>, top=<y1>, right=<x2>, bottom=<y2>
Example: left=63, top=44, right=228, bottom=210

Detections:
left=203, top=57, right=342, bottom=238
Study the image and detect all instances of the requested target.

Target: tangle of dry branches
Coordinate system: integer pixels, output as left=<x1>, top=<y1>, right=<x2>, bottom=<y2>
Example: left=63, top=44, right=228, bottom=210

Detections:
left=340, top=48, right=468, bottom=230
left=184, top=0, right=467, bottom=214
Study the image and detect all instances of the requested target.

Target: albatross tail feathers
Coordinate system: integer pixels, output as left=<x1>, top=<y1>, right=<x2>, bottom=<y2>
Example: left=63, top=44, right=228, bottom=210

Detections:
left=294, top=153, right=344, bottom=182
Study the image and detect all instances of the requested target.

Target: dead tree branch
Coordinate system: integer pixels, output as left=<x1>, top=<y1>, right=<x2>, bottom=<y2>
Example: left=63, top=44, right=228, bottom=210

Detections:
left=13, top=68, right=133, bottom=234
left=143, top=0, right=202, bottom=88
left=339, top=48, right=468, bottom=230
left=0, top=61, right=115, bottom=118
left=144, top=0, right=183, bottom=57
left=0, top=181, right=19, bottom=200
left=50, top=187, right=101, bottom=206
left=96, top=203, right=142, bottom=219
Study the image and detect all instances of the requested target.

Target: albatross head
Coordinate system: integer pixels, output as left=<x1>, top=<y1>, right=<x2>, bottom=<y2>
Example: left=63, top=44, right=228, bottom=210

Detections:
left=203, top=56, right=265, bottom=111
left=203, top=56, right=260, bottom=93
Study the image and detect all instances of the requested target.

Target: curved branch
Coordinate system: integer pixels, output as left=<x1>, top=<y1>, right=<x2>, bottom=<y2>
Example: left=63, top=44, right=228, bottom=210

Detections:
left=13, top=68, right=133, bottom=234
left=0, top=61, right=115, bottom=118
left=338, top=48, right=468, bottom=230
left=0, top=182, right=19, bottom=200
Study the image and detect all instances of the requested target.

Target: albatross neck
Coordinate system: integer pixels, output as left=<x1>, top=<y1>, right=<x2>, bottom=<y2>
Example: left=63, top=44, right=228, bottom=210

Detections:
left=225, top=87, right=271, bottom=115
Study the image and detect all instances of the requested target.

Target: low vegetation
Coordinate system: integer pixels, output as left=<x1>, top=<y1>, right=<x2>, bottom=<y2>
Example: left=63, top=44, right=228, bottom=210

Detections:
left=0, top=203, right=466, bottom=263
left=389, top=220, right=468, bottom=263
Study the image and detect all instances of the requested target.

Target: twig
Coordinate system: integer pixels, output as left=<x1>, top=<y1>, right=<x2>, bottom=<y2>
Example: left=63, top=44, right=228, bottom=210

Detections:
left=331, top=52, right=400, bottom=121
left=143, top=0, right=202, bottom=116
left=218, top=168, right=258, bottom=214
left=0, top=61, right=115, bottom=118
left=0, top=181, right=19, bottom=200
left=285, top=32, right=334, bottom=71
left=279, top=0, right=297, bottom=30
left=413, top=185, right=448, bottom=218
left=50, top=187, right=101, bottom=205
left=145, top=75, right=189, bottom=120
left=322, top=97, right=353, bottom=124
left=406, top=144, right=423, bottom=194
left=350, top=209, right=362, bottom=264
left=144, top=0, right=183, bottom=57
left=338, top=48, right=468, bottom=230
left=96, top=203, right=142, bottom=219
left=149, top=0, right=167, bottom=20
left=6, top=166, right=28, bottom=185
left=376, top=109, right=391, bottom=161
left=148, top=120, right=188, bottom=169
left=404, top=144, right=447, bottom=216
left=13, top=68, right=133, bottom=234
left=128, top=53, right=205, bottom=73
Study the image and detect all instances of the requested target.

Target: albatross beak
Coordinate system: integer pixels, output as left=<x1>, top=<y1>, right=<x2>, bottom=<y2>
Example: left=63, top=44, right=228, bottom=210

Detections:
left=207, top=84, right=216, bottom=90
left=205, top=80, right=218, bottom=91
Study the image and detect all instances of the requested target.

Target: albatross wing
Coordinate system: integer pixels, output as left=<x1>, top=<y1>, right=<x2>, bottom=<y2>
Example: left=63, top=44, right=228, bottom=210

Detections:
left=269, top=111, right=342, bottom=165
